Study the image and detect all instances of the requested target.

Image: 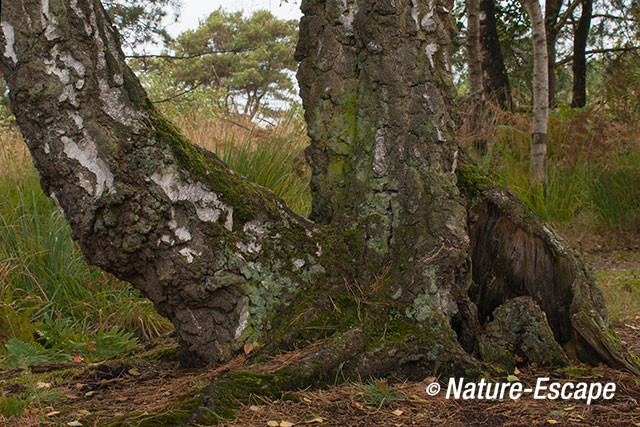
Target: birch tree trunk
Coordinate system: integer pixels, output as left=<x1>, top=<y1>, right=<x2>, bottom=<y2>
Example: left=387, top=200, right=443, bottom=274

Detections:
left=0, top=0, right=637, bottom=404
left=523, top=0, right=549, bottom=183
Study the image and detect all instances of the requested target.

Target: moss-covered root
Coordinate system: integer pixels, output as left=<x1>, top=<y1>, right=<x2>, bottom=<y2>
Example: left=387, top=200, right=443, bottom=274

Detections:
left=189, top=327, right=368, bottom=424
left=190, top=320, right=497, bottom=424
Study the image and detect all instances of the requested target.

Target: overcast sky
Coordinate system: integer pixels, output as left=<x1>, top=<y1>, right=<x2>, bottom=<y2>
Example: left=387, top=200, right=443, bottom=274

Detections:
left=166, top=0, right=302, bottom=37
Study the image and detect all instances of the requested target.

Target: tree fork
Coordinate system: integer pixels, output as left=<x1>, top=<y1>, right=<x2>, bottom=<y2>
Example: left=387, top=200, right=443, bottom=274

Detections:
left=0, top=0, right=638, bottom=406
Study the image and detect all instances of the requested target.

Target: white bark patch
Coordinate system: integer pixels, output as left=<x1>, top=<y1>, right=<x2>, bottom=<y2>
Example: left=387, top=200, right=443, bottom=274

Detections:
left=179, top=248, right=200, bottom=263
left=41, top=0, right=59, bottom=40
left=62, top=136, right=114, bottom=197
left=151, top=170, right=234, bottom=231
left=234, top=302, right=249, bottom=339
left=425, top=44, right=438, bottom=68
left=174, top=227, right=192, bottom=242
left=421, top=10, right=436, bottom=31
left=59, top=85, right=79, bottom=107
left=44, top=48, right=70, bottom=84
left=44, top=143, right=50, bottom=154
left=75, top=171, right=94, bottom=194
left=451, top=149, right=458, bottom=173
left=236, top=220, right=267, bottom=254
left=68, top=112, right=84, bottom=130
left=316, top=242, right=323, bottom=257
left=49, top=191, right=67, bottom=219
left=337, top=0, right=357, bottom=32
left=1, top=22, right=17, bottom=63
left=60, top=53, right=86, bottom=78
left=157, top=234, right=175, bottom=246
left=410, top=0, right=420, bottom=28
left=373, top=129, right=387, bottom=177
left=292, top=258, right=306, bottom=270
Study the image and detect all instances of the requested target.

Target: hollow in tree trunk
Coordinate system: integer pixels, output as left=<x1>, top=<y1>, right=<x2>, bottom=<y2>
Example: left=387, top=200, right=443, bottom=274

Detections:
left=0, top=0, right=638, bottom=417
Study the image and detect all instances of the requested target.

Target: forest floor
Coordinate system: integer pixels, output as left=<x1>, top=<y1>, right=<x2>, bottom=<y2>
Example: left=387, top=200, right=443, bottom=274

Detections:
left=1, top=243, right=639, bottom=427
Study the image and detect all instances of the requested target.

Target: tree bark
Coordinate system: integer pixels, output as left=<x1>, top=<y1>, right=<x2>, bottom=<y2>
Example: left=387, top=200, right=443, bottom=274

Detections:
left=571, top=0, right=592, bottom=107
left=478, top=0, right=512, bottom=110
left=545, top=0, right=563, bottom=108
left=522, top=0, right=549, bottom=183
left=466, top=0, right=486, bottom=150
left=1, top=0, right=638, bottom=403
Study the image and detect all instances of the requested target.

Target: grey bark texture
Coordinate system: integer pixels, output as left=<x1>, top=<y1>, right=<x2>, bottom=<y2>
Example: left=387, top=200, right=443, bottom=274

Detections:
left=1, top=0, right=638, bottom=383
left=466, top=0, right=485, bottom=146
left=522, top=0, right=549, bottom=183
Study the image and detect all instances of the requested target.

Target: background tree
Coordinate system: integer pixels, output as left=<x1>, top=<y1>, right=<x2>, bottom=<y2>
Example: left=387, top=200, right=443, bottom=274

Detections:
left=103, top=0, right=181, bottom=51
left=168, top=9, right=298, bottom=120
left=571, top=0, right=593, bottom=107
left=521, top=0, right=549, bottom=182
left=1, top=0, right=638, bottom=409
left=479, top=0, right=513, bottom=109
left=466, top=0, right=485, bottom=141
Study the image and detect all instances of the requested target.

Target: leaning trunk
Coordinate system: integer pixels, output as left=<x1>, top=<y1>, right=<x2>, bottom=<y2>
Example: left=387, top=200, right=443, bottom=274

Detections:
left=523, top=0, right=549, bottom=183
left=1, top=0, right=638, bottom=403
left=571, top=0, right=592, bottom=108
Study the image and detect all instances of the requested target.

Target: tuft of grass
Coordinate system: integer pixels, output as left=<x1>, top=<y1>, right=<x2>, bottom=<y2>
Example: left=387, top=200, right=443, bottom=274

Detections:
left=176, top=110, right=311, bottom=217
left=353, top=379, right=402, bottom=408
left=465, top=105, right=640, bottom=235
left=595, top=269, right=640, bottom=323
left=0, top=128, right=172, bottom=367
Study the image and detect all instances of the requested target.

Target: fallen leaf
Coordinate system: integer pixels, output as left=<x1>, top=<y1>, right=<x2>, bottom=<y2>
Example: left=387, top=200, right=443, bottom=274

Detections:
left=67, top=422, right=82, bottom=427
left=514, top=355, right=524, bottom=363
left=280, top=422, right=295, bottom=427
left=249, top=405, right=260, bottom=412
left=37, top=382, right=51, bottom=389
left=243, top=342, right=255, bottom=355
left=304, top=418, right=324, bottom=424
left=128, top=368, right=140, bottom=376
left=424, top=377, right=437, bottom=384
left=267, top=422, right=279, bottom=427
left=548, top=410, right=565, bottom=417
left=547, top=420, right=558, bottom=425
left=77, top=410, right=91, bottom=416
left=74, top=383, right=86, bottom=390
left=392, top=409, right=404, bottom=416
left=408, top=394, right=420, bottom=400
left=303, top=397, right=312, bottom=403
left=514, top=367, right=521, bottom=374
left=353, top=402, right=365, bottom=410
left=45, top=411, right=61, bottom=417
left=73, top=355, right=84, bottom=364
left=115, top=396, right=129, bottom=402
left=507, top=375, right=519, bottom=382
left=85, top=391, right=96, bottom=397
